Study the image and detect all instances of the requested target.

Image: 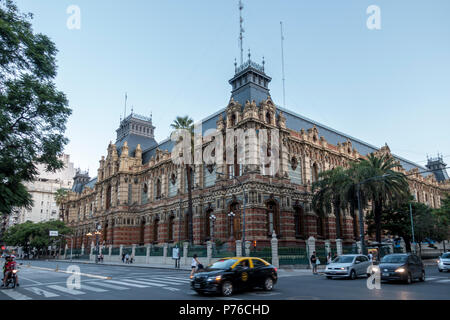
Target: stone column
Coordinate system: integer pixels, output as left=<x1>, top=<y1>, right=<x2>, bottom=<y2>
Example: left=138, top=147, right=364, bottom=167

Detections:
left=108, top=245, right=112, bottom=257
left=183, top=242, right=189, bottom=266
left=271, top=232, right=279, bottom=268
left=163, top=243, right=168, bottom=264
left=336, top=239, right=343, bottom=256
left=356, top=241, right=362, bottom=254
left=81, top=243, right=85, bottom=255
left=207, top=241, right=212, bottom=265
left=64, top=244, right=68, bottom=259
left=325, top=240, right=331, bottom=257
left=119, top=244, right=123, bottom=259
left=307, top=236, right=316, bottom=268
left=236, top=240, right=242, bottom=257
left=244, top=241, right=251, bottom=257
left=132, top=244, right=136, bottom=258
left=145, top=244, right=151, bottom=264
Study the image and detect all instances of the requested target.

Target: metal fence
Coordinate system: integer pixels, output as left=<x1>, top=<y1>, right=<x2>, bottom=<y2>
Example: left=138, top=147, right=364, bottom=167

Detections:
left=122, top=247, right=132, bottom=255
left=101, top=247, right=109, bottom=255
left=149, top=246, right=164, bottom=256
left=250, top=247, right=272, bottom=263
left=111, top=247, right=120, bottom=255
left=187, top=245, right=207, bottom=257
left=135, top=246, right=147, bottom=256
left=342, top=244, right=358, bottom=254
left=315, top=244, right=327, bottom=265
left=278, top=246, right=308, bottom=265
left=212, top=244, right=235, bottom=258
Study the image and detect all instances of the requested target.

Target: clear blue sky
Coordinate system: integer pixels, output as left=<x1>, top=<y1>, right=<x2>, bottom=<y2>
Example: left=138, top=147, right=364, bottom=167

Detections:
left=16, top=0, right=450, bottom=175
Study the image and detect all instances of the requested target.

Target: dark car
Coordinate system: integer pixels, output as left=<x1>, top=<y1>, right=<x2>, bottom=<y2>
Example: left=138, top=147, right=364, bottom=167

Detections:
left=378, top=253, right=425, bottom=284
left=190, top=257, right=278, bottom=296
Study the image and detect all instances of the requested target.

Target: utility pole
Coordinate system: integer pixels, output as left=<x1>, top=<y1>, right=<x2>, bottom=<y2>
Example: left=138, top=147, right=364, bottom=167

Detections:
left=356, top=183, right=366, bottom=255
left=409, top=203, right=416, bottom=253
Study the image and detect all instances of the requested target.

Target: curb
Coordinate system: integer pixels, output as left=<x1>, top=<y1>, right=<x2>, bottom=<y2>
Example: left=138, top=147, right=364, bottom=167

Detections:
left=52, top=260, right=191, bottom=271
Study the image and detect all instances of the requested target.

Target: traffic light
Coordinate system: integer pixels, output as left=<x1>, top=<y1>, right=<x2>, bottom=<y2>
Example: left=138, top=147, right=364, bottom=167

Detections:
left=1, top=245, right=5, bottom=251
left=253, top=240, right=256, bottom=248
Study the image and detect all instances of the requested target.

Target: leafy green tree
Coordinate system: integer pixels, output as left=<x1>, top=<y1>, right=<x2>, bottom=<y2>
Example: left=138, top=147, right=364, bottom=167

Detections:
left=312, top=167, right=353, bottom=239
left=170, top=115, right=194, bottom=243
left=433, top=193, right=450, bottom=250
left=351, top=154, right=410, bottom=243
left=0, top=0, right=72, bottom=216
left=2, top=220, right=71, bottom=254
left=55, top=188, right=68, bottom=207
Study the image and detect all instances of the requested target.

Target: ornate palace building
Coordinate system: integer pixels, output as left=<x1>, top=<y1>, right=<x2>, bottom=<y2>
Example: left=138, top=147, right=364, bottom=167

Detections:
left=60, top=57, right=450, bottom=249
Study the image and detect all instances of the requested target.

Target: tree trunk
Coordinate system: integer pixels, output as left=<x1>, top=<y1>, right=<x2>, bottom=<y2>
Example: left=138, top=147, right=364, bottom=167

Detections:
left=402, top=235, right=412, bottom=252
left=186, top=164, right=193, bottom=244
left=374, top=201, right=382, bottom=244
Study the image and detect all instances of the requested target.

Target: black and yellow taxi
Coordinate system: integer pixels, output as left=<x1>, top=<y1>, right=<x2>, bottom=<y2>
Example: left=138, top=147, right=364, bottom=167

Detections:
left=190, top=257, right=278, bottom=296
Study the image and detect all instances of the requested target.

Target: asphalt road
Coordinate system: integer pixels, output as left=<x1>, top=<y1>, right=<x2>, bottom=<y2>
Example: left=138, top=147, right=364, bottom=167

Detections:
left=0, top=260, right=448, bottom=300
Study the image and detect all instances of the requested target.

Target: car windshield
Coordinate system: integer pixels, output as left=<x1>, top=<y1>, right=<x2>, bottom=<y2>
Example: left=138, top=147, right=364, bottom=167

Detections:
left=441, top=253, right=450, bottom=259
left=381, top=255, right=407, bottom=263
left=207, top=259, right=238, bottom=270
left=332, top=256, right=355, bottom=263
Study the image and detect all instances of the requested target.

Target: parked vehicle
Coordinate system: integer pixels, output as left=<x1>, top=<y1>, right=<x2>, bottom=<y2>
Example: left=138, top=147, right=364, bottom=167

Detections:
left=191, top=257, right=277, bottom=297
left=324, top=254, right=372, bottom=280
left=437, top=252, right=450, bottom=272
left=378, top=253, right=425, bottom=284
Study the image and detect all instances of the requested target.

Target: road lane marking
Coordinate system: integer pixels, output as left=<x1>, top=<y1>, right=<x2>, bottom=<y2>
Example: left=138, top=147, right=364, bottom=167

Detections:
left=47, top=285, right=85, bottom=295
left=105, top=280, right=148, bottom=288
left=91, top=282, right=129, bottom=290
left=79, top=284, right=108, bottom=292
left=427, top=277, right=438, bottom=281
left=19, top=275, right=43, bottom=285
left=24, top=287, right=59, bottom=298
left=0, top=290, right=32, bottom=300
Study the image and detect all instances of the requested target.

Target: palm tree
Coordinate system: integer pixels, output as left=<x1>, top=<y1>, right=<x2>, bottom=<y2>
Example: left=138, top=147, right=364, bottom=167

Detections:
left=170, top=116, right=194, bottom=244
left=352, top=153, right=410, bottom=243
left=55, top=188, right=68, bottom=207
left=312, top=167, right=353, bottom=239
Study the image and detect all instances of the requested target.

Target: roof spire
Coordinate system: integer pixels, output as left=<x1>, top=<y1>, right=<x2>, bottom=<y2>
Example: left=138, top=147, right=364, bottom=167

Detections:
left=248, top=48, right=251, bottom=62
left=239, top=0, right=245, bottom=65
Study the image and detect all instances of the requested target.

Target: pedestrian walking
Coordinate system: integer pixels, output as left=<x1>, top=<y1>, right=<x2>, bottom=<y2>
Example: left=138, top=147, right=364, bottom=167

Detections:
left=122, top=253, right=125, bottom=263
left=190, top=254, right=201, bottom=278
left=310, top=251, right=318, bottom=275
left=130, top=254, right=134, bottom=264
left=327, top=252, right=333, bottom=264
left=368, top=252, right=373, bottom=262
left=125, top=253, right=130, bottom=264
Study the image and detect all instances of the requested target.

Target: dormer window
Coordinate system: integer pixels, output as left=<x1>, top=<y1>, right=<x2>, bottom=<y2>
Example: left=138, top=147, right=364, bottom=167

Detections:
left=231, top=114, right=236, bottom=126
left=266, top=112, right=271, bottom=124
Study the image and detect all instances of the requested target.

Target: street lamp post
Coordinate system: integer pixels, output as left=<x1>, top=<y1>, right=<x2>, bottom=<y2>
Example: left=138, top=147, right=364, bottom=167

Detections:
left=228, top=211, right=235, bottom=240
left=210, top=214, right=216, bottom=254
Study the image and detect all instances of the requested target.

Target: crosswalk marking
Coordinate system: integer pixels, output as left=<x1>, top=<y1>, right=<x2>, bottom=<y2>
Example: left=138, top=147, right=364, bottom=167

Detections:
left=105, top=280, right=148, bottom=288
left=157, top=276, right=191, bottom=283
left=435, top=279, right=450, bottom=283
left=1, top=290, right=32, bottom=300
left=136, top=278, right=184, bottom=286
left=128, top=279, right=168, bottom=287
left=47, top=285, right=85, bottom=295
left=24, top=287, right=59, bottom=298
left=80, top=284, right=108, bottom=292
left=91, top=282, right=129, bottom=290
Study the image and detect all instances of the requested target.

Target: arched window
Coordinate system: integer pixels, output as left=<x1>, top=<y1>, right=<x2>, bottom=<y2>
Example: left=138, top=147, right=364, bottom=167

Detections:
left=153, top=218, right=159, bottom=243
left=204, top=209, right=213, bottom=241
left=294, top=205, right=305, bottom=237
left=312, top=163, right=319, bottom=183
left=316, top=214, right=324, bottom=238
left=156, top=179, right=161, bottom=199
left=139, top=218, right=145, bottom=245
left=231, top=113, right=236, bottom=126
left=168, top=216, right=175, bottom=242
left=266, top=111, right=271, bottom=124
left=106, top=185, right=112, bottom=210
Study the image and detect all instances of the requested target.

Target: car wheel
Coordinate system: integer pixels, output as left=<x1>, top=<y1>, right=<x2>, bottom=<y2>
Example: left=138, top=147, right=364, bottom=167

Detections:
left=349, top=270, right=356, bottom=280
left=419, top=270, right=425, bottom=282
left=221, top=281, right=233, bottom=297
left=438, top=269, right=442, bottom=272
left=263, top=277, right=274, bottom=291
left=406, top=272, right=412, bottom=284
left=326, top=276, right=332, bottom=279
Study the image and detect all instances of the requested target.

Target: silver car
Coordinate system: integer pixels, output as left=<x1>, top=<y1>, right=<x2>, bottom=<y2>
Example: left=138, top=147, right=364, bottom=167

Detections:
left=325, top=254, right=372, bottom=279
left=438, top=252, right=450, bottom=272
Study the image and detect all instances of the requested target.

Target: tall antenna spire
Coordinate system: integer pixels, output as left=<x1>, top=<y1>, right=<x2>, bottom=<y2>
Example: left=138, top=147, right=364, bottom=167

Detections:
left=239, top=0, right=245, bottom=65
left=280, top=21, right=286, bottom=108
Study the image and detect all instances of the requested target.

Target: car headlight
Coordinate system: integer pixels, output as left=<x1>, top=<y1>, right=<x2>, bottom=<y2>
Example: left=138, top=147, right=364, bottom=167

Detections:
left=395, top=267, right=406, bottom=273
left=339, top=267, right=346, bottom=270
left=207, top=275, right=221, bottom=282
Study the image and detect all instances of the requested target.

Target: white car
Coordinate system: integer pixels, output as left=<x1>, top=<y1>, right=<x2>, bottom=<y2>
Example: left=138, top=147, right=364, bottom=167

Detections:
left=325, top=254, right=372, bottom=279
left=437, top=252, right=450, bottom=272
